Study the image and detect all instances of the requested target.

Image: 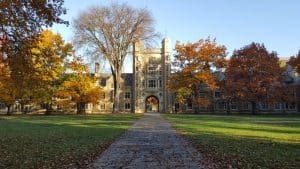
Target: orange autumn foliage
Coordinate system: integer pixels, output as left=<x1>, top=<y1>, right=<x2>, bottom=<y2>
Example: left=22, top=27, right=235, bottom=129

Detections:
left=169, top=38, right=226, bottom=112
left=223, top=43, right=284, bottom=114
left=288, top=50, right=300, bottom=74
left=55, top=59, right=102, bottom=114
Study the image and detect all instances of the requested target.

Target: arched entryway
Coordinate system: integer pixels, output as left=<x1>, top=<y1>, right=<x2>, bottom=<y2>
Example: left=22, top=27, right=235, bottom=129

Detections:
left=145, top=96, right=159, bottom=113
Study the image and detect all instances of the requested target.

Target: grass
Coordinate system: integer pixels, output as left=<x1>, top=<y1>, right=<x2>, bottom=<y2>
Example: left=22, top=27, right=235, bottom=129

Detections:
left=0, top=114, right=141, bottom=169
left=164, top=114, right=300, bottom=169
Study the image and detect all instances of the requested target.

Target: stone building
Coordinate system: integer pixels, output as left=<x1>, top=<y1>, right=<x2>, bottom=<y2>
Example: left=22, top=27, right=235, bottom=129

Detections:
left=92, top=38, right=172, bottom=113
left=90, top=39, right=299, bottom=114
left=2, top=38, right=298, bottom=114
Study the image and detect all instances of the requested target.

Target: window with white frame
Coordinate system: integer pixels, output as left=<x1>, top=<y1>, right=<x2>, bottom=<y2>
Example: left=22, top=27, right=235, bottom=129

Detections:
left=274, top=103, right=281, bottom=110
left=125, top=103, right=131, bottom=110
left=148, top=79, right=156, bottom=88
left=261, top=103, right=268, bottom=110
left=231, top=103, right=237, bottom=110
left=125, top=92, right=131, bottom=99
left=148, top=66, right=157, bottom=76
left=286, top=103, right=295, bottom=110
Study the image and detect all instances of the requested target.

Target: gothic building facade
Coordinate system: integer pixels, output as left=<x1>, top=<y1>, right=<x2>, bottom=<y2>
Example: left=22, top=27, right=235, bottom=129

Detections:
left=92, top=38, right=172, bottom=113
left=91, top=38, right=299, bottom=114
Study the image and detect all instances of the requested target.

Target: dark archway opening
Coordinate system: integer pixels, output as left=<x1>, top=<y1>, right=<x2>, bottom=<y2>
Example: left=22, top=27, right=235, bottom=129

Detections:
left=145, top=96, right=159, bottom=113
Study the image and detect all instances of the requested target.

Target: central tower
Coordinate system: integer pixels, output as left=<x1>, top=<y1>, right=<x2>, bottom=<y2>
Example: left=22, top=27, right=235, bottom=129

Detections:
left=132, top=38, right=171, bottom=113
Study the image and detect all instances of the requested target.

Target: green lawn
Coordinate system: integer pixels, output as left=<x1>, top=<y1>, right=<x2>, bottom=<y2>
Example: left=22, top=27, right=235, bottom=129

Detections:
left=165, top=114, right=300, bottom=169
left=0, top=114, right=141, bottom=169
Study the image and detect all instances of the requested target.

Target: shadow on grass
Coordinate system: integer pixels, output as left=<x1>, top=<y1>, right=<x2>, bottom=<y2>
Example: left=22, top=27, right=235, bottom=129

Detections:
left=0, top=115, right=139, bottom=169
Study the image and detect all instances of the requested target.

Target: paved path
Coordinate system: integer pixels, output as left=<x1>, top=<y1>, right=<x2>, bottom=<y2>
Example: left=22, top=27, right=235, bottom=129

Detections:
left=91, top=113, right=203, bottom=169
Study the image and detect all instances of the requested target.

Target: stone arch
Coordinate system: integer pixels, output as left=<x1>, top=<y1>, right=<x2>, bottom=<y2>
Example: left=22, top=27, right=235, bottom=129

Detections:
left=145, top=95, right=159, bottom=113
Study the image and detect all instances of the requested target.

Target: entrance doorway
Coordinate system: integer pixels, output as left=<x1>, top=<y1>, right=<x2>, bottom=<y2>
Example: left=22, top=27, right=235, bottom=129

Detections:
left=145, top=96, right=159, bottom=113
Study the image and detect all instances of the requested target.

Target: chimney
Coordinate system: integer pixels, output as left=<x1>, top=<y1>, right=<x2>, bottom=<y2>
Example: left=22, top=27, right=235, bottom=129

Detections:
left=95, top=62, right=100, bottom=74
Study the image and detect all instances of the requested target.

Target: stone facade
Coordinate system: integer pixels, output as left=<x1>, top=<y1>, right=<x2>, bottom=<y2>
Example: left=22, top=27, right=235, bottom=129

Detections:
left=89, top=39, right=300, bottom=114
left=1, top=38, right=299, bottom=114
left=92, top=38, right=172, bottom=113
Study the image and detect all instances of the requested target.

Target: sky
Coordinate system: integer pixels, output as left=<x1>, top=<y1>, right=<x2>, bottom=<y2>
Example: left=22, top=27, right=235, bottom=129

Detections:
left=51, top=0, right=300, bottom=72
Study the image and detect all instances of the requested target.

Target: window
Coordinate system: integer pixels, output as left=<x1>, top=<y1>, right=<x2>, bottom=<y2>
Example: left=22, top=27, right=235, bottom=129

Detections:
left=0, top=103, right=5, bottom=109
left=125, top=103, right=131, bottom=110
left=261, top=103, right=268, bottom=110
left=286, top=103, right=295, bottom=110
left=148, top=66, right=156, bottom=76
left=110, top=91, right=114, bottom=101
left=100, top=103, right=105, bottom=110
left=100, top=78, right=106, bottom=86
left=149, top=57, right=156, bottom=64
left=187, top=99, right=193, bottom=110
left=148, top=79, right=156, bottom=88
left=274, top=103, right=281, bottom=110
left=159, top=79, right=162, bottom=88
left=241, top=103, right=249, bottom=110
left=218, top=102, right=226, bottom=110
left=125, top=92, right=131, bottom=99
left=199, top=92, right=206, bottom=98
left=214, top=91, right=221, bottom=98
left=100, top=92, right=105, bottom=99
left=231, top=103, right=237, bottom=110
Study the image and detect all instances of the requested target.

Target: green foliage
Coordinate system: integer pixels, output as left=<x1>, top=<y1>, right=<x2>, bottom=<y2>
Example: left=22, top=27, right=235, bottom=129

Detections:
left=0, top=114, right=141, bottom=169
left=165, top=114, right=300, bottom=169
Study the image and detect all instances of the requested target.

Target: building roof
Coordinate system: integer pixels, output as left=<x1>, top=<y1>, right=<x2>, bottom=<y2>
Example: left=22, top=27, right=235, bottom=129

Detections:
left=98, top=73, right=133, bottom=87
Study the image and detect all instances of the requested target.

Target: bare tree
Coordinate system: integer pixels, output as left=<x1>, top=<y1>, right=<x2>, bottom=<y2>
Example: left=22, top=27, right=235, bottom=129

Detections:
left=73, top=2, right=157, bottom=113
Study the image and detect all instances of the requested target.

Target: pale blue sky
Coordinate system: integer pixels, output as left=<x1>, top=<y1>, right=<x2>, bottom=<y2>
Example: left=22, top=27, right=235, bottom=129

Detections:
left=51, top=0, right=300, bottom=72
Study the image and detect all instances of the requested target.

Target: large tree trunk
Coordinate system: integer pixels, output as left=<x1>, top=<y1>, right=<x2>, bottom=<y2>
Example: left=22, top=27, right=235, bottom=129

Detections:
left=21, top=103, right=26, bottom=114
left=112, top=67, right=121, bottom=113
left=226, top=101, right=231, bottom=114
left=76, top=102, right=86, bottom=114
left=45, top=103, right=52, bottom=115
left=251, top=101, right=256, bottom=115
left=6, top=104, right=12, bottom=115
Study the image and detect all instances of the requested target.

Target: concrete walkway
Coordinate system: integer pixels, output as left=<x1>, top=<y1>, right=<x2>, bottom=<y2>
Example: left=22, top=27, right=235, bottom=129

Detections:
left=91, top=113, right=203, bottom=169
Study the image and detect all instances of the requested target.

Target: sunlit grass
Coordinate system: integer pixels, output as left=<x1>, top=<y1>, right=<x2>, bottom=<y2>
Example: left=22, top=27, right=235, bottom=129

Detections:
left=0, top=114, right=141, bottom=169
left=165, top=114, right=300, bottom=169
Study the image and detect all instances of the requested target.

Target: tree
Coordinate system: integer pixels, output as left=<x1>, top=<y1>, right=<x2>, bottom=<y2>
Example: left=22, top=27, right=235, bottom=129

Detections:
left=55, top=59, right=102, bottom=114
left=0, top=0, right=68, bottom=113
left=169, top=38, right=226, bottom=113
left=73, top=2, right=157, bottom=113
left=1, top=30, right=72, bottom=114
left=288, top=50, right=300, bottom=74
left=0, top=0, right=67, bottom=51
left=223, top=43, right=281, bottom=114
left=0, top=49, right=17, bottom=115
left=29, top=30, right=73, bottom=113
